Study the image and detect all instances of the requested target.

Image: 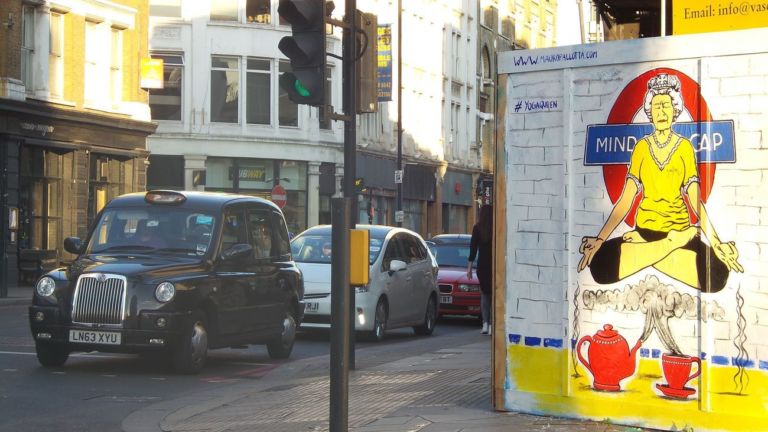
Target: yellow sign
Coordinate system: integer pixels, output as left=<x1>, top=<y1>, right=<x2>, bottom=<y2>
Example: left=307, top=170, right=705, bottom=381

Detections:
left=673, top=0, right=768, bottom=35
left=349, top=229, right=369, bottom=286
left=140, top=58, right=164, bottom=89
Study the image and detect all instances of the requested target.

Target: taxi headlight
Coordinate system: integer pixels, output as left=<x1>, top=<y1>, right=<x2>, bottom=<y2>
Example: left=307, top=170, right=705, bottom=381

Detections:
left=155, top=282, right=176, bottom=303
left=36, top=277, right=56, bottom=297
left=458, top=284, right=479, bottom=292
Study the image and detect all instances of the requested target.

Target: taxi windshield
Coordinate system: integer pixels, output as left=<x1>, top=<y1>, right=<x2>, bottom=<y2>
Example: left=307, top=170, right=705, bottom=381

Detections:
left=86, top=207, right=216, bottom=256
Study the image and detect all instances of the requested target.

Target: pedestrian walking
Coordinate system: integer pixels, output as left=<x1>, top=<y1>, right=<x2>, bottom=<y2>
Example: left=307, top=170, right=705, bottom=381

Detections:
left=467, top=204, right=493, bottom=335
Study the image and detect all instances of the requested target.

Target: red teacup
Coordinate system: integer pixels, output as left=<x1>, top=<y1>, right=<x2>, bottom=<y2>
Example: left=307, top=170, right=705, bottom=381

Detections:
left=661, top=353, right=701, bottom=389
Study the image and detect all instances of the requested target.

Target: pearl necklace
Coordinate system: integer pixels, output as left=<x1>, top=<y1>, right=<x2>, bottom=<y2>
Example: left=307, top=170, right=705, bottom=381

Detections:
left=652, top=131, right=673, bottom=149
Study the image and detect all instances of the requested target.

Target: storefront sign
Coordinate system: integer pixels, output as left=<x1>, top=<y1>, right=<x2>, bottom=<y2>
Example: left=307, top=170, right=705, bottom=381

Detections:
left=19, top=122, right=54, bottom=136
left=377, top=24, right=393, bottom=102
left=233, top=166, right=265, bottom=181
left=673, top=0, right=768, bottom=35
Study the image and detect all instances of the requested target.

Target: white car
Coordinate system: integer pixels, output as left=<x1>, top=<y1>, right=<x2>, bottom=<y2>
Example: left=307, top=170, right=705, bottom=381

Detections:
left=291, top=225, right=439, bottom=341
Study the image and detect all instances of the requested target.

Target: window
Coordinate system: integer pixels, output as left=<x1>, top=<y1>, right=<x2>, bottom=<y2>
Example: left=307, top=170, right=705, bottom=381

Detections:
left=502, top=16, right=515, bottom=40
left=150, top=0, right=181, bottom=18
left=49, top=12, right=64, bottom=99
left=149, top=54, right=183, bottom=121
left=247, top=210, right=273, bottom=258
left=246, top=58, right=271, bottom=125
left=21, top=6, right=35, bottom=90
left=85, top=19, right=107, bottom=104
left=221, top=209, right=248, bottom=252
left=110, top=28, right=123, bottom=104
left=210, top=0, right=238, bottom=21
left=211, top=56, right=239, bottom=123
left=278, top=61, right=298, bottom=127
left=246, top=0, right=271, bottom=23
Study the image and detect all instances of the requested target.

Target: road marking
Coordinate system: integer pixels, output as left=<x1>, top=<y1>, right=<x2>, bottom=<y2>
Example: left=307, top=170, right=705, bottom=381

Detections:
left=0, top=350, right=127, bottom=359
left=3, top=369, right=17, bottom=372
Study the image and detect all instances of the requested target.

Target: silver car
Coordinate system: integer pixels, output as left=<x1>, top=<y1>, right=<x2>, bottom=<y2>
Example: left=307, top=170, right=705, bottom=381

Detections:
left=291, top=225, right=439, bottom=341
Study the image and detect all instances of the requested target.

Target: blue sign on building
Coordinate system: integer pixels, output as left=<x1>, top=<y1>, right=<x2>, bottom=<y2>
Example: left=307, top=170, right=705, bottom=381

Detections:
left=584, top=121, right=736, bottom=165
left=377, top=24, right=393, bottom=102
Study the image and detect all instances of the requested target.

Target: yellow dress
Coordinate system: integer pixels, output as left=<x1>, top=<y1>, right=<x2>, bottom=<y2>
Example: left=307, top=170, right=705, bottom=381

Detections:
left=627, top=135, right=699, bottom=233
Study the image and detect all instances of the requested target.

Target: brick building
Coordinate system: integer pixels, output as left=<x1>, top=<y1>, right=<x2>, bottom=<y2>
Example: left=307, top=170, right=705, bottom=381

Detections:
left=0, top=0, right=156, bottom=293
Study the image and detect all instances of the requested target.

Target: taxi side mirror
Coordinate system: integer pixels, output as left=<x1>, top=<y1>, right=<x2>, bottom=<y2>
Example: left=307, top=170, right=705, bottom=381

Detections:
left=64, top=237, right=83, bottom=255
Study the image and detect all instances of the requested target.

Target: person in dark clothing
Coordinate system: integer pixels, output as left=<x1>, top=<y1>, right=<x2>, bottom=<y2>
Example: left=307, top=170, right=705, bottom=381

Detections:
left=467, top=204, right=493, bottom=335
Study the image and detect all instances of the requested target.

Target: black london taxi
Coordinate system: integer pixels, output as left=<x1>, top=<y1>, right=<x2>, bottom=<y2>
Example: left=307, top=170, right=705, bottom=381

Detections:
left=29, top=190, right=304, bottom=373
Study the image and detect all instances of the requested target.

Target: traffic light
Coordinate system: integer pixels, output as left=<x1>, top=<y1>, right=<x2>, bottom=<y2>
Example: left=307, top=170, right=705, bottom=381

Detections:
left=278, top=0, right=331, bottom=106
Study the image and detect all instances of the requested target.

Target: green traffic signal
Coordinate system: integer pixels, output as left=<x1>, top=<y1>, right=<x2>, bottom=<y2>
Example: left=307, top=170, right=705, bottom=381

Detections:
left=294, top=80, right=311, bottom=97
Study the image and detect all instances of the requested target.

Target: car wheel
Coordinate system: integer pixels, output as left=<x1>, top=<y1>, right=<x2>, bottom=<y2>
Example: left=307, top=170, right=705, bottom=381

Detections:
left=413, top=296, right=437, bottom=336
left=369, top=299, right=388, bottom=342
left=172, top=311, right=208, bottom=374
left=267, top=309, right=297, bottom=359
left=35, top=342, right=69, bottom=367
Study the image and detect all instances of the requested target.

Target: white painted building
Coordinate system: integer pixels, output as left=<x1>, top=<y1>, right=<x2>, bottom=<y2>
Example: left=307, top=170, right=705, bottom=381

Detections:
left=146, top=0, right=493, bottom=236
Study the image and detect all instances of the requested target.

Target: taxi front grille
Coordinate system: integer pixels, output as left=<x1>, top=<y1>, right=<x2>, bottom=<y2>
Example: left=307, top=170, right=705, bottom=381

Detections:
left=71, top=274, right=127, bottom=326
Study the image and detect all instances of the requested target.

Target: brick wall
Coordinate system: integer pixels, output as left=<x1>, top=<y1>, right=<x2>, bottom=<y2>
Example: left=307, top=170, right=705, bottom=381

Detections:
left=503, top=44, right=768, bottom=364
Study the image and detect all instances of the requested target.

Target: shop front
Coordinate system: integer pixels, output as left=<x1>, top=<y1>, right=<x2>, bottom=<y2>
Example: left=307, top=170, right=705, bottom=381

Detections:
left=441, top=170, right=474, bottom=234
left=0, top=98, right=155, bottom=291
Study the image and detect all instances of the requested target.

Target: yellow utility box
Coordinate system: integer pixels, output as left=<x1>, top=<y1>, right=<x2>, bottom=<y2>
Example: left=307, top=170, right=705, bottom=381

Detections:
left=349, top=229, right=369, bottom=285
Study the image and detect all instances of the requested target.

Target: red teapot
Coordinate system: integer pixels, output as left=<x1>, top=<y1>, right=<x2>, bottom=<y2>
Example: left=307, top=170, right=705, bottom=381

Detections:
left=577, top=324, right=642, bottom=391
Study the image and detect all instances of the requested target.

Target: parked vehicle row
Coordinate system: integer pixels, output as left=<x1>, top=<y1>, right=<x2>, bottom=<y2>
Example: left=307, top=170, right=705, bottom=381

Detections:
left=291, top=225, right=439, bottom=341
left=28, top=190, right=476, bottom=374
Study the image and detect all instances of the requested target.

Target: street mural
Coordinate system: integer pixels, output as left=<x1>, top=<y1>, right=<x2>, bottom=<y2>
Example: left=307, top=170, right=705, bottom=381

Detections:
left=575, top=69, right=748, bottom=401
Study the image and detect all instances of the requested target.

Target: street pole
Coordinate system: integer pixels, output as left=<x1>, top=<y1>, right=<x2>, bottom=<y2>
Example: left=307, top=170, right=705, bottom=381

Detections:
left=0, top=143, right=7, bottom=298
left=343, top=0, right=358, bottom=372
left=330, top=197, right=351, bottom=432
left=395, top=0, right=403, bottom=227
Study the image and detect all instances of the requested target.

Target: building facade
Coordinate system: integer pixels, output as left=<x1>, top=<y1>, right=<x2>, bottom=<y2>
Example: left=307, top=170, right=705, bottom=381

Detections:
left=0, top=0, right=156, bottom=291
left=146, top=0, right=556, bottom=238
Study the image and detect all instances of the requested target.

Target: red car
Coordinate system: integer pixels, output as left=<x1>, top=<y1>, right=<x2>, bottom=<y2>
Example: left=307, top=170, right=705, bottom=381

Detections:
left=427, top=234, right=481, bottom=318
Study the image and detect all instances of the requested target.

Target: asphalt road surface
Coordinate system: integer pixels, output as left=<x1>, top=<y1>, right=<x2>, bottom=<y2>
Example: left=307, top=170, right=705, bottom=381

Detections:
left=0, top=303, right=480, bottom=431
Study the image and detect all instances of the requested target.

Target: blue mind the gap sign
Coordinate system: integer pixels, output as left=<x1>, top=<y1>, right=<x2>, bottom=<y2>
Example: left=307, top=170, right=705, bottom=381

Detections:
left=584, top=121, right=735, bottom=165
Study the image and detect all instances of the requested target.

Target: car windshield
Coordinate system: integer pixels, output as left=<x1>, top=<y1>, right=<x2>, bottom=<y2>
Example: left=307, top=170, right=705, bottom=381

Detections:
left=86, top=207, right=216, bottom=256
left=431, top=243, right=476, bottom=268
left=291, top=231, right=383, bottom=265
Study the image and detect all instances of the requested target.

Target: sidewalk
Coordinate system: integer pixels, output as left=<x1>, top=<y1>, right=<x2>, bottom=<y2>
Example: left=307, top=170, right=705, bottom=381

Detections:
left=123, top=337, right=642, bottom=432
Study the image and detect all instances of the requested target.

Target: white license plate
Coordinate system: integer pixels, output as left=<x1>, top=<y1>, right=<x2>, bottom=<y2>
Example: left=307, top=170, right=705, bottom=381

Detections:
left=305, top=302, right=320, bottom=312
left=439, top=295, right=452, bottom=304
left=69, top=329, right=121, bottom=345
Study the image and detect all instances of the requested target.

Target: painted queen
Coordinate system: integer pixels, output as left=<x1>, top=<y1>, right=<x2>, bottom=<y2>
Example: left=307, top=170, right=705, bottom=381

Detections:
left=578, top=73, right=742, bottom=292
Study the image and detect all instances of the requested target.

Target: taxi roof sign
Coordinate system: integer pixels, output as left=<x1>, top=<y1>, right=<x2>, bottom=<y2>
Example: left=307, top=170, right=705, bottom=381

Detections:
left=145, top=190, right=186, bottom=205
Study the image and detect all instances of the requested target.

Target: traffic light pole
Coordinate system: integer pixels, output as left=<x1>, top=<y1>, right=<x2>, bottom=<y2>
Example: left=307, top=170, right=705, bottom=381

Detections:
left=395, top=0, right=403, bottom=227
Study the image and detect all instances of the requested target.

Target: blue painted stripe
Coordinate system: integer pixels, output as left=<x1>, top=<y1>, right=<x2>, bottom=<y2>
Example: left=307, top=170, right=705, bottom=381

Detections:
left=509, top=334, right=521, bottom=344
left=760, top=361, right=768, bottom=370
left=732, top=357, right=755, bottom=368
left=700, top=352, right=707, bottom=361
left=543, top=338, right=563, bottom=348
left=524, top=336, right=542, bottom=347
left=639, top=348, right=650, bottom=358
left=712, top=356, right=730, bottom=365
left=651, top=349, right=661, bottom=359
left=571, top=339, right=577, bottom=349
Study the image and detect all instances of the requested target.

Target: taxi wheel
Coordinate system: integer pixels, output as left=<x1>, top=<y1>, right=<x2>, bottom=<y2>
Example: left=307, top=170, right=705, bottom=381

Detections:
left=35, top=342, right=69, bottom=367
left=267, top=309, right=296, bottom=359
left=369, top=299, right=388, bottom=342
left=173, top=311, right=208, bottom=374
left=413, top=296, right=437, bottom=336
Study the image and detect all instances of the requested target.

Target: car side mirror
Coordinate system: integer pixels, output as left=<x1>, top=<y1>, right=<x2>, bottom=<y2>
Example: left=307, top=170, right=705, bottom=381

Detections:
left=221, top=243, right=253, bottom=262
left=388, top=259, right=407, bottom=275
left=64, top=237, right=82, bottom=255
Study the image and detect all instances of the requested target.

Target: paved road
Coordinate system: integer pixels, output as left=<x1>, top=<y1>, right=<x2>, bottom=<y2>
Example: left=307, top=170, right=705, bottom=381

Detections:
left=0, top=303, right=480, bottom=431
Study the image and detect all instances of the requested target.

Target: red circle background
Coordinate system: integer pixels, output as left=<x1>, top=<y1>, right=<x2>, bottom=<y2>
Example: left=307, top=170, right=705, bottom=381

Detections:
left=603, top=68, right=716, bottom=226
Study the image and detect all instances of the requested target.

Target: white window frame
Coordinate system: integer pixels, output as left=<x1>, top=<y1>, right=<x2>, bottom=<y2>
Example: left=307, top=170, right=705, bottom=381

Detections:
left=210, top=55, right=241, bottom=124
left=110, top=27, right=123, bottom=105
left=21, top=5, right=36, bottom=92
left=148, top=52, right=184, bottom=122
left=245, top=57, right=272, bottom=125
left=49, top=11, right=64, bottom=99
left=85, top=19, right=108, bottom=106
